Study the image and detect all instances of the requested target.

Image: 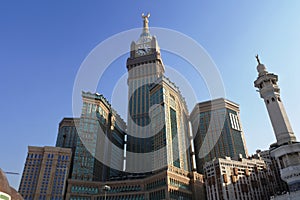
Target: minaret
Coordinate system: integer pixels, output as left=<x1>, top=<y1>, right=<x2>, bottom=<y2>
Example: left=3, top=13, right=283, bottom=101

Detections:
left=254, top=55, right=296, bottom=146
left=254, top=55, right=300, bottom=192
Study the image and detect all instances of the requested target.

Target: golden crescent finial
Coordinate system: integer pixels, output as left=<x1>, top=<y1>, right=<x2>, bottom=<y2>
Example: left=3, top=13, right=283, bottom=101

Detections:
left=142, top=13, right=150, bottom=19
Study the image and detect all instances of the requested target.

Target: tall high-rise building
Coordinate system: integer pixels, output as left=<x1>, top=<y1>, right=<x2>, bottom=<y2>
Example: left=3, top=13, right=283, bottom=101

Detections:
left=66, top=14, right=206, bottom=200
left=149, top=76, right=192, bottom=172
left=71, top=92, right=126, bottom=181
left=18, top=146, right=71, bottom=200
left=126, top=13, right=165, bottom=173
left=254, top=56, right=300, bottom=192
left=190, top=98, right=248, bottom=173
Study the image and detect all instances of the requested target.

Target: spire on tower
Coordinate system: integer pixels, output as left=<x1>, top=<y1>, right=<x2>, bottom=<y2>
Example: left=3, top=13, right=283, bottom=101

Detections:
left=140, top=13, right=151, bottom=37
left=255, top=54, right=267, bottom=75
left=255, top=54, right=261, bottom=65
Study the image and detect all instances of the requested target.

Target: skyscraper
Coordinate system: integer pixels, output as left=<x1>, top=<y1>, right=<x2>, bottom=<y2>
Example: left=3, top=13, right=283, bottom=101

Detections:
left=65, top=14, right=206, bottom=200
left=190, top=98, right=248, bottom=173
left=149, top=76, right=191, bottom=172
left=126, top=13, right=165, bottom=173
left=71, top=92, right=126, bottom=181
left=18, top=146, right=71, bottom=200
left=254, top=56, right=300, bottom=192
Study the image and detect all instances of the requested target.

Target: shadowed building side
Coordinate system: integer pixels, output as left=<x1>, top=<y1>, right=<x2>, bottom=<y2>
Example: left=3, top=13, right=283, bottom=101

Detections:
left=190, top=98, right=248, bottom=173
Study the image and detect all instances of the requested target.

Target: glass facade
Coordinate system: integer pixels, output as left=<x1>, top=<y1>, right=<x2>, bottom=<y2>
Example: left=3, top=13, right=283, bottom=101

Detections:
left=190, top=99, right=248, bottom=173
left=71, top=92, right=126, bottom=182
left=65, top=16, right=206, bottom=200
left=149, top=78, right=191, bottom=172
left=56, top=118, right=79, bottom=150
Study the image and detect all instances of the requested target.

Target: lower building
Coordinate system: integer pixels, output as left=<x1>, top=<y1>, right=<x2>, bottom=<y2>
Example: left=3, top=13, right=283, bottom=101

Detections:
left=255, top=149, right=288, bottom=195
left=65, top=166, right=205, bottom=200
left=204, top=156, right=276, bottom=200
left=190, top=98, right=248, bottom=174
left=18, top=146, right=71, bottom=200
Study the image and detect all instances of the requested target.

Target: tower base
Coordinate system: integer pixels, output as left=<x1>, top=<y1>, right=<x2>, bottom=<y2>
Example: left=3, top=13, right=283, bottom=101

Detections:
left=270, top=142, right=300, bottom=192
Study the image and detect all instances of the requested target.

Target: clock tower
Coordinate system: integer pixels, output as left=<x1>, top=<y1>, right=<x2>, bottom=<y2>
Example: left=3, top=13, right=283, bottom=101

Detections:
left=126, top=13, right=165, bottom=173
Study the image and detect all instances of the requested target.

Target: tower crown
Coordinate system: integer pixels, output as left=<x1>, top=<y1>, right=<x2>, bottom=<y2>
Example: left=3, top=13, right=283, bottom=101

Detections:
left=256, top=55, right=267, bottom=76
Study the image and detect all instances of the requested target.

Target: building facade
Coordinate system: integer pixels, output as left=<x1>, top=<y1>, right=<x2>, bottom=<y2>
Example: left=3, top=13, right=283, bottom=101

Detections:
left=66, top=166, right=204, bottom=200
left=55, top=118, right=80, bottom=179
left=66, top=14, right=206, bottom=199
left=204, top=156, right=276, bottom=200
left=254, top=149, right=288, bottom=195
left=56, top=118, right=80, bottom=150
left=18, top=146, right=71, bottom=200
left=190, top=98, right=248, bottom=173
left=71, top=92, right=126, bottom=182
left=254, top=56, right=300, bottom=192
left=149, top=76, right=193, bottom=172
left=126, top=13, right=165, bottom=173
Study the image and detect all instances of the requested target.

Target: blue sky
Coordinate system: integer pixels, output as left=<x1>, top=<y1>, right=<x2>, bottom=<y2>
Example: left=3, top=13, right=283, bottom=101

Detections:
left=1, top=1, right=300, bottom=189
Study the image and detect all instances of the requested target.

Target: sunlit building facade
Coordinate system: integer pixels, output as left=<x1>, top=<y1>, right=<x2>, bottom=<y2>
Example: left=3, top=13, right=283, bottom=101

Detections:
left=204, top=156, right=276, bottom=200
left=18, top=146, right=71, bottom=200
left=254, top=57, right=300, bottom=194
left=66, top=14, right=205, bottom=200
left=149, top=76, right=191, bottom=172
left=125, top=14, right=165, bottom=173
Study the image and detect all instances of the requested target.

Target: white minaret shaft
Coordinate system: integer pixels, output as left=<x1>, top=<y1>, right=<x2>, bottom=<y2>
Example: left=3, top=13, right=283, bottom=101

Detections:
left=254, top=55, right=296, bottom=146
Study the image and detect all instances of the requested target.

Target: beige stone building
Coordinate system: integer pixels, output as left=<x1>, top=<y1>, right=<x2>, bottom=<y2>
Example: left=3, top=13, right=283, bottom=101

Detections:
left=254, top=57, right=300, bottom=193
left=204, top=156, right=276, bottom=200
left=18, top=146, right=71, bottom=200
left=66, top=166, right=205, bottom=200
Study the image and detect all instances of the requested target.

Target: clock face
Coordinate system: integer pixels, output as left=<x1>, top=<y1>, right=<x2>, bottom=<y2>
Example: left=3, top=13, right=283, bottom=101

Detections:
left=136, top=43, right=150, bottom=56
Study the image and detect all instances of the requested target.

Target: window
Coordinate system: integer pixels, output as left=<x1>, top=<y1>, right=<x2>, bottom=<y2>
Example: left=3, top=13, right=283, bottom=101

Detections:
left=278, top=97, right=281, bottom=102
